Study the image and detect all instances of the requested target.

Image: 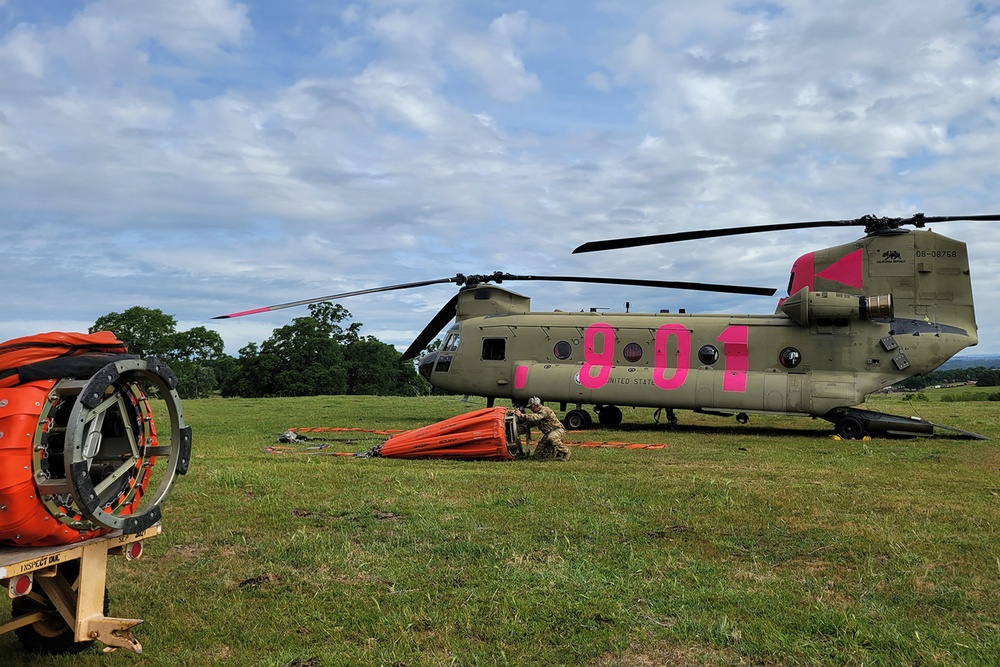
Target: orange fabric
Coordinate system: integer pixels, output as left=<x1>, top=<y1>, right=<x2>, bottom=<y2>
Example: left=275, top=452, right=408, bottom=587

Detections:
left=378, top=407, right=514, bottom=460
left=0, top=381, right=109, bottom=546
left=0, top=330, right=128, bottom=388
left=281, top=422, right=670, bottom=456
left=0, top=331, right=136, bottom=546
left=568, top=441, right=667, bottom=449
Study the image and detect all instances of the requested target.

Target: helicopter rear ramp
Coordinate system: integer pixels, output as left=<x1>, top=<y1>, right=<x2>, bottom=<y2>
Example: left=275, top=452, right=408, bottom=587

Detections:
left=824, top=407, right=987, bottom=440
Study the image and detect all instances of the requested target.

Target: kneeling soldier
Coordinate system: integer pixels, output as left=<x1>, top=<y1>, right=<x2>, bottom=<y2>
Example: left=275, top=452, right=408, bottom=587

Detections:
left=515, top=397, right=570, bottom=461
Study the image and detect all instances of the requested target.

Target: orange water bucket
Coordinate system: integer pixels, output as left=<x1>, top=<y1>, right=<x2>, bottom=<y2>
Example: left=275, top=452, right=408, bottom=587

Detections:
left=0, top=333, right=190, bottom=546
left=374, top=407, right=519, bottom=460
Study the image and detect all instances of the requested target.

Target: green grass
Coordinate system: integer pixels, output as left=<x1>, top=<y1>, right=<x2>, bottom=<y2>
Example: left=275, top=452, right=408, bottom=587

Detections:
left=4, top=395, right=998, bottom=666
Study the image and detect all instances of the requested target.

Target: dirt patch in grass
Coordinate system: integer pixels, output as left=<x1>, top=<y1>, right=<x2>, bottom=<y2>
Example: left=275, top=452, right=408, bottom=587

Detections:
left=592, top=641, right=767, bottom=667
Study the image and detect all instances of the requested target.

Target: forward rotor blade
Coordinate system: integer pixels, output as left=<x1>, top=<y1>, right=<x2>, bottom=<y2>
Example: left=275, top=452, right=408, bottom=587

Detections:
left=395, top=274, right=774, bottom=360
left=213, top=276, right=462, bottom=319
left=401, top=294, right=461, bottom=361
left=500, top=274, right=776, bottom=296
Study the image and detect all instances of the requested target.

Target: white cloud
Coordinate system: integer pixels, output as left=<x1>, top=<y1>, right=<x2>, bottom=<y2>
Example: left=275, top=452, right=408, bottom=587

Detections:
left=0, top=0, right=998, bottom=361
left=0, top=23, right=46, bottom=76
left=447, top=11, right=542, bottom=102
left=585, top=70, right=612, bottom=92
left=73, top=0, right=250, bottom=60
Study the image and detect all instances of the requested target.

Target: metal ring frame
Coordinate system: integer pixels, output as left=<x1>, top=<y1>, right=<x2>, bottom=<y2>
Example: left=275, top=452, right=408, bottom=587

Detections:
left=63, top=358, right=190, bottom=533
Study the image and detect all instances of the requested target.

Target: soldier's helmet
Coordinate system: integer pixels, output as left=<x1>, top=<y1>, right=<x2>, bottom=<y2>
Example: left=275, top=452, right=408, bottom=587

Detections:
left=527, top=396, right=542, bottom=407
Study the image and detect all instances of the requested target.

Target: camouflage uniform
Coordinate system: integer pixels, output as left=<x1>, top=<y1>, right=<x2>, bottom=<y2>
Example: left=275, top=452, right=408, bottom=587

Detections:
left=514, top=412, right=534, bottom=456
left=519, top=404, right=570, bottom=460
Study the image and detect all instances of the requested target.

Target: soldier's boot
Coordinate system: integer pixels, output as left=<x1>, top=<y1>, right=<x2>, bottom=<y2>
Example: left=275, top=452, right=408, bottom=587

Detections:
left=510, top=441, right=530, bottom=458
left=555, top=446, right=571, bottom=461
left=534, top=444, right=555, bottom=459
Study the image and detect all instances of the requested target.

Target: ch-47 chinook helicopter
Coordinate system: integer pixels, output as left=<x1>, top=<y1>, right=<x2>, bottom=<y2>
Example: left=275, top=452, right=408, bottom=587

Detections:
left=216, top=213, right=995, bottom=440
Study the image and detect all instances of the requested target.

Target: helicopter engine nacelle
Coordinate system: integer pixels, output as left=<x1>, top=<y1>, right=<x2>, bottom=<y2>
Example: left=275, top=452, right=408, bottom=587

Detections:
left=780, top=287, right=893, bottom=327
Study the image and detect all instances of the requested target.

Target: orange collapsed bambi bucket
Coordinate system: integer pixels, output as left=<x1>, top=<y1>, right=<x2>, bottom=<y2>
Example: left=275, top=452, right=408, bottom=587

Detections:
left=374, top=407, right=518, bottom=460
left=0, top=332, right=191, bottom=546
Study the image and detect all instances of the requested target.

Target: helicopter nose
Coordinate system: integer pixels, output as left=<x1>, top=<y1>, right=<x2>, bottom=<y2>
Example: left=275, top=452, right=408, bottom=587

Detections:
left=418, top=351, right=438, bottom=380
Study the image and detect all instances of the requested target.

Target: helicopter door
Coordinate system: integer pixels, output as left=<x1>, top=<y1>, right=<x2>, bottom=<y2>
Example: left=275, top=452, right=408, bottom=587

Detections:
left=481, top=337, right=513, bottom=395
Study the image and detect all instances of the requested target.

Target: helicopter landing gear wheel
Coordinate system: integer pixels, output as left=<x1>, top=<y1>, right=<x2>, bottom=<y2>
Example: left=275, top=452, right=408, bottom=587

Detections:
left=564, top=409, right=592, bottom=430
left=835, top=416, right=866, bottom=440
left=596, top=405, right=623, bottom=426
left=736, top=413, right=749, bottom=424
left=11, top=562, right=109, bottom=654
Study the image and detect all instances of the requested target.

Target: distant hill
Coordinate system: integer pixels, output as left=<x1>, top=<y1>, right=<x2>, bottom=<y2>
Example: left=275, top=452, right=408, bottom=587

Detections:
left=939, top=354, right=1000, bottom=370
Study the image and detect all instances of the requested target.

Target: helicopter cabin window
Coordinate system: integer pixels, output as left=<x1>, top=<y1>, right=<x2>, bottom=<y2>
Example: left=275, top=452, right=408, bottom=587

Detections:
left=554, top=341, right=572, bottom=360
left=779, top=347, right=802, bottom=369
left=698, top=345, right=719, bottom=365
left=443, top=333, right=460, bottom=352
left=482, top=338, right=506, bottom=361
left=623, top=342, right=643, bottom=363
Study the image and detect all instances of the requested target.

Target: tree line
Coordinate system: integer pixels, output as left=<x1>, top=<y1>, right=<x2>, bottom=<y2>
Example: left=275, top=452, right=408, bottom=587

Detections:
left=893, top=366, right=1000, bottom=390
left=89, top=305, right=1000, bottom=401
left=89, top=305, right=427, bottom=399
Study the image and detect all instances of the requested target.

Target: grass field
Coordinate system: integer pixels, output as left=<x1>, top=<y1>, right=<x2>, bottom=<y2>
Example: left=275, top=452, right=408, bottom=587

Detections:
left=3, top=392, right=998, bottom=666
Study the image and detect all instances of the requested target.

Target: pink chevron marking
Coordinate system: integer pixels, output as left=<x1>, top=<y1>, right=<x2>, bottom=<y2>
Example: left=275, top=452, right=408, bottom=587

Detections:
left=817, top=248, right=864, bottom=289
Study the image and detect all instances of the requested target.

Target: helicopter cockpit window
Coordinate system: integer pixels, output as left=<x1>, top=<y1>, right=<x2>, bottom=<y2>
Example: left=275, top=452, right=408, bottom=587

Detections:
left=482, top=338, right=506, bottom=361
left=553, top=341, right=572, bottom=360
left=698, top=345, right=719, bottom=365
left=779, top=347, right=801, bottom=369
left=443, top=334, right=460, bottom=352
left=623, top=342, right=643, bottom=363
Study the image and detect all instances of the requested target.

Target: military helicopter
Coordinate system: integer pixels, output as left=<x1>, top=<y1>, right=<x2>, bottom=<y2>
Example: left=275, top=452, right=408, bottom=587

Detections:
left=216, top=213, right=994, bottom=439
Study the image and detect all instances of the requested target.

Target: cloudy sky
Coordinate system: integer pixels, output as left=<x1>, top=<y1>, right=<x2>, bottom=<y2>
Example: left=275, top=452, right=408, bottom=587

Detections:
left=2, top=0, right=999, bottom=358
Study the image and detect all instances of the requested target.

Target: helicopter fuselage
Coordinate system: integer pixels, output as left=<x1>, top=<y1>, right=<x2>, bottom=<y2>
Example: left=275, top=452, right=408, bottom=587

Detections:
left=421, top=305, right=970, bottom=417
left=418, top=228, right=978, bottom=427
left=215, top=216, right=986, bottom=438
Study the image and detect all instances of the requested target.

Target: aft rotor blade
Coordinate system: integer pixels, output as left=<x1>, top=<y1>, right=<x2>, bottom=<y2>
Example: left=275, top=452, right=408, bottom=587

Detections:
left=572, top=213, right=1000, bottom=254
left=401, top=294, right=461, bottom=361
left=914, top=214, right=1000, bottom=224
left=501, top=274, right=776, bottom=297
left=213, top=276, right=462, bottom=319
left=573, top=220, right=849, bottom=254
